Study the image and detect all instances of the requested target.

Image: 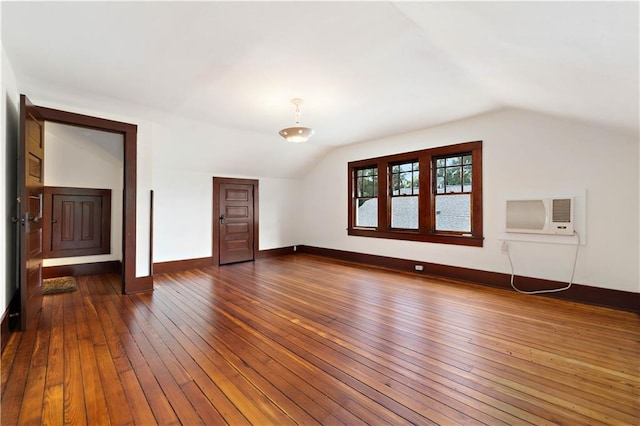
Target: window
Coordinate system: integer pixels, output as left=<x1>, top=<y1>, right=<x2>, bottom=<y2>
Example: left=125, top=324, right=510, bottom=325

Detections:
left=354, top=167, right=378, bottom=227
left=348, top=141, right=483, bottom=247
left=390, top=161, right=419, bottom=229
left=434, top=154, right=472, bottom=233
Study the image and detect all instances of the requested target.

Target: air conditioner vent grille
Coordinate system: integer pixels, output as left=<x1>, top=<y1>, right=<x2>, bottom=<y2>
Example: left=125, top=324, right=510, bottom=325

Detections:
left=553, top=199, right=572, bottom=223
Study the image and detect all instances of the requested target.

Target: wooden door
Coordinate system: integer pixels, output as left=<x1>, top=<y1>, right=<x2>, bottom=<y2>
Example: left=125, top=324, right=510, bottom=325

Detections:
left=219, top=183, right=254, bottom=264
left=44, top=187, right=112, bottom=258
left=213, top=178, right=259, bottom=265
left=18, top=94, right=44, bottom=330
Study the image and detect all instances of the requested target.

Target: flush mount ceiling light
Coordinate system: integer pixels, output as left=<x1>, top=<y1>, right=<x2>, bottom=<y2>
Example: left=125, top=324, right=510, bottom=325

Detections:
left=279, top=98, right=315, bottom=143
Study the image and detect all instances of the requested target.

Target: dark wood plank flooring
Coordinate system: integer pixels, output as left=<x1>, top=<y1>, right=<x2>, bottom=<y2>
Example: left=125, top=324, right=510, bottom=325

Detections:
left=2, top=254, right=639, bottom=425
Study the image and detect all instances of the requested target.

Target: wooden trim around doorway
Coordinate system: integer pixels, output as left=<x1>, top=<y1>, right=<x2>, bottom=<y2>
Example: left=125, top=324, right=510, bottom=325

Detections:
left=35, top=105, right=151, bottom=293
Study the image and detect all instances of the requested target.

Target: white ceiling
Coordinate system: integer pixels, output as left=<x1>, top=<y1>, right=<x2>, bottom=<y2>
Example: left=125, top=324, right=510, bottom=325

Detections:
left=2, top=1, right=638, bottom=149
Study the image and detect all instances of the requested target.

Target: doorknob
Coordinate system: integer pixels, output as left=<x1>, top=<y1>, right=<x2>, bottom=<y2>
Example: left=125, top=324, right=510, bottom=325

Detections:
left=219, top=214, right=226, bottom=223
left=28, top=216, right=41, bottom=223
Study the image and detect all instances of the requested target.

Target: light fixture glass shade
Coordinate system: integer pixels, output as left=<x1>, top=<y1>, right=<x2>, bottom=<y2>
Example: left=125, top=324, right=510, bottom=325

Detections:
left=278, top=126, right=315, bottom=143
left=279, top=98, right=314, bottom=142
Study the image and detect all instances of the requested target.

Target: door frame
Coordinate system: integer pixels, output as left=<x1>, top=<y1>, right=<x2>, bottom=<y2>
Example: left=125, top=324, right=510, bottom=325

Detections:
left=33, top=104, right=148, bottom=293
left=212, top=177, right=259, bottom=266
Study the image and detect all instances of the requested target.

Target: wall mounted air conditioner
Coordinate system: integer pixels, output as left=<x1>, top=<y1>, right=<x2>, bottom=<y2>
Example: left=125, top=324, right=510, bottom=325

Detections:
left=506, top=198, right=574, bottom=235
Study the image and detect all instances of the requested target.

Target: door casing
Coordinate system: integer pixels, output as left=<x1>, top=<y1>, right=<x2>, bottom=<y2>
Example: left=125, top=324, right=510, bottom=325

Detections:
left=28, top=101, right=148, bottom=294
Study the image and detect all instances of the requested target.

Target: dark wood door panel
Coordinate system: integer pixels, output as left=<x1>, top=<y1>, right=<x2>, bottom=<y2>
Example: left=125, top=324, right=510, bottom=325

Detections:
left=223, top=238, right=250, bottom=253
left=225, top=205, right=249, bottom=218
left=28, top=154, right=42, bottom=180
left=225, top=188, right=249, bottom=201
left=225, top=222, right=249, bottom=234
left=54, top=195, right=102, bottom=250
left=27, top=230, right=42, bottom=258
left=19, top=94, right=44, bottom=330
left=43, top=187, right=111, bottom=258
left=216, top=181, right=256, bottom=265
left=223, top=223, right=251, bottom=253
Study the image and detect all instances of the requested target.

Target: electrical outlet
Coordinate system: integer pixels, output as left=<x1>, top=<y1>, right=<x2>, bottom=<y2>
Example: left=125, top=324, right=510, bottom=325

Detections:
left=414, top=265, right=424, bottom=271
left=501, top=241, right=509, bottom=254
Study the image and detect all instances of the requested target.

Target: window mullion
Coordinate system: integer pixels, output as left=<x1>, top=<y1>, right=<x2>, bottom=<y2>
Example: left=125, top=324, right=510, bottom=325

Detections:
left=378, top=161, right=388, bottom=231
left=348, top=166, right=355, bottom=230
left=419, top=156, right=430, bottom=233
left=472, top=148, right=483, bottom=237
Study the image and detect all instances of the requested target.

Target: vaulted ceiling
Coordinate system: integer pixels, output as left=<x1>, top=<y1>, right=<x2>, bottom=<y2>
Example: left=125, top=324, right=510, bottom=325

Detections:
left=2, top=1, right=638, bottom=151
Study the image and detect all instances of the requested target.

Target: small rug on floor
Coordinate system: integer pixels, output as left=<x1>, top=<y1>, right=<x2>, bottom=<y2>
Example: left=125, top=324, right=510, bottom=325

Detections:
left=42, top=276, right=77, bottom=294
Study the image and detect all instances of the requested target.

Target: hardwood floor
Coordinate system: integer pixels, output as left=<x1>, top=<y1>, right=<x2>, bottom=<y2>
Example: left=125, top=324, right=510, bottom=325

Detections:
left=2, top=254, right=638, bottom=425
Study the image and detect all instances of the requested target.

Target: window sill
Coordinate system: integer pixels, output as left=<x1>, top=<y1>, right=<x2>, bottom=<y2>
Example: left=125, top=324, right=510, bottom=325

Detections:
left=347, top=228, right=484, bottom=247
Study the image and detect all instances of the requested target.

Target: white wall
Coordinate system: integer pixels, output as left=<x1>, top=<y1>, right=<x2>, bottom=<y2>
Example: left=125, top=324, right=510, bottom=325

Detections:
left=10, top=80, right=637, bottom=295
left=150, top=113, right=303, bottom=263
left=43, top=122, right=123, bottom=267
left=152, top=170, right=301, bottom=263
left=152, top=169, right=212, bottom=262
left=301, top=109, right=639, bottom=293
left=259, top=177, right=301, bottom=250
left=1, top=45, right=20, bottom=314
left=18, top=81, right=303, bottom=268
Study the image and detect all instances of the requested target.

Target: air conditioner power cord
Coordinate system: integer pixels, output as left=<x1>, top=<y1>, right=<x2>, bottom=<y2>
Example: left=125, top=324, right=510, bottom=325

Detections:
left=507, top=231, right=580, bottom=295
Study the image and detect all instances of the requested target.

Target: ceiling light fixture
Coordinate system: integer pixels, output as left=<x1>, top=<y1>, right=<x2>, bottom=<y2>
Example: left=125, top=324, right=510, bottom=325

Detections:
left=279, top=98, right=314, bottom=143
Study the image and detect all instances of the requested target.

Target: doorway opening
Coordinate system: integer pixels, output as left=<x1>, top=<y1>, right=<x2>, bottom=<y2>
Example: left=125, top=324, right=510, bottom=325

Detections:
left=34, top=103, right=142, bottom=293
left=42, top=122, right=123, bottom=272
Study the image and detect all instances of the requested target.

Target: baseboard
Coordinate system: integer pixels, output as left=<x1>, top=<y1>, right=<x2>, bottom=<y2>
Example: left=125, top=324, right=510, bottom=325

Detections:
left=1, top=291, right=20, bottom=353
left=153, top=257, right=214, bottom=274
left=43, top=260, right=121, bottom=279
left=297, top=245, right=639, bottom=313
left=154, top=248, right=296, bottom=274
left=256, top=246, right=297, bottom=259
left=1, top=308, right=10, bottom=353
